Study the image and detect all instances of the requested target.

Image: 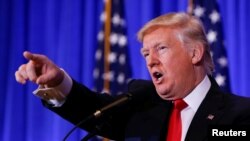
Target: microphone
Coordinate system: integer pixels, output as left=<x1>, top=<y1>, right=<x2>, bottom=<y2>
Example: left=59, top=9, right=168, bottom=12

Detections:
left=62, top=85, right=153, bottom=141
left=93, top=93, right=132, bottom=118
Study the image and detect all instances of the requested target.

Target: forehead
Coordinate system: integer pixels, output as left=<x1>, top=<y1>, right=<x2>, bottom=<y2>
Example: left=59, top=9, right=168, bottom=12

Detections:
left=142, top=27, right=181, bottom=49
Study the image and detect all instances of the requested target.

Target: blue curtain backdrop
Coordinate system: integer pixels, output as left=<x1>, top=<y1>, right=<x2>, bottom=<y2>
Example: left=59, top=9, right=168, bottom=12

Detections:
left=0, top=0, right=249, bottom=141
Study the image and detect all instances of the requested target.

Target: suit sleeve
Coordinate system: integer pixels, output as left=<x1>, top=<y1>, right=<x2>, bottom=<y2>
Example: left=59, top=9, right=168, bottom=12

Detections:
left=43, top=79, right=129, bottom=140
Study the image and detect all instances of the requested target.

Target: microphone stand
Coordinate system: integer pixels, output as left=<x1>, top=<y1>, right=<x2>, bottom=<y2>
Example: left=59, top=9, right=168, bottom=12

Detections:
left=81, top=122, right=104, bottom=141
left=62, top=94, right=132, bottom=141
left=80, top=131, right=97, bottom=141
left=62, top=114, right=94, bottom=141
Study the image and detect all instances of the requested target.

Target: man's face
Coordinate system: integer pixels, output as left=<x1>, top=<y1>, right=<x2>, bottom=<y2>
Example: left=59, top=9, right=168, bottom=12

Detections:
left=141, top=27, right=196, bottom=100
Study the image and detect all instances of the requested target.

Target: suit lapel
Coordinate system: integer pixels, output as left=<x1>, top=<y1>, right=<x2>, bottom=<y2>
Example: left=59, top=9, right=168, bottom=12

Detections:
left=185, top=78, right=226, bottom=141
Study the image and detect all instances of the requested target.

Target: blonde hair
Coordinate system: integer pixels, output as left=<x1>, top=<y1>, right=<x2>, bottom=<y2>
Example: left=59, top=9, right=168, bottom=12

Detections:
left=137, top=12, right=214, bottom=75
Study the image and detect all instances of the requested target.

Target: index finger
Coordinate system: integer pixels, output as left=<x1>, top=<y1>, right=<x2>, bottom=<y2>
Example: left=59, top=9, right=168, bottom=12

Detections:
left=23, top=51, right=46, bottom=63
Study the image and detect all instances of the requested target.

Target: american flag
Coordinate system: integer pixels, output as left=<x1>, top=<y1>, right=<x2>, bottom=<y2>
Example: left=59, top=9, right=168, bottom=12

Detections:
left=192, top=0, right=231, bottom=92
left=93, top=0, right=131, bottom=95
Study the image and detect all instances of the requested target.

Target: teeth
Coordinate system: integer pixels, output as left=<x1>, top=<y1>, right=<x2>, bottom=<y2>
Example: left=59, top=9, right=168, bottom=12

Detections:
left=153, top=72, right=162, bottom=80
left=157, top=76, right=162, bottom=80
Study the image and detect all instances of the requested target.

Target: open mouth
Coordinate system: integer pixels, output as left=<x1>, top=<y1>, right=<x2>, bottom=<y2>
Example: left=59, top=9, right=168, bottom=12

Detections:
left=153, top=72, right=163, bottom=81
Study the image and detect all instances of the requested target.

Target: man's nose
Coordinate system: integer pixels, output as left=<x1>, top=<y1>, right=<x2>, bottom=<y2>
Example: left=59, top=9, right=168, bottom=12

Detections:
left=147, top=53, right=159, bottom=68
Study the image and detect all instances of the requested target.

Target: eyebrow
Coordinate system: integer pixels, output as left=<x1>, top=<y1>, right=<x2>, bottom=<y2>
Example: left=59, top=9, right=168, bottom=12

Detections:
left=140, top=42, right=161, bottom=54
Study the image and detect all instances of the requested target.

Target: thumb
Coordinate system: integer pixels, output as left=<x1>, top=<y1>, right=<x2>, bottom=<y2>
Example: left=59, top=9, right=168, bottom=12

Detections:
left=36, top=70, right=63, bottom=87
left=36, top=73, right=54, bottom=85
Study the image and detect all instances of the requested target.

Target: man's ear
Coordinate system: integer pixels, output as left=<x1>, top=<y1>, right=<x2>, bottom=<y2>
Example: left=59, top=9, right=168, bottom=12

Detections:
left=191, top=42, right=205, bottom=64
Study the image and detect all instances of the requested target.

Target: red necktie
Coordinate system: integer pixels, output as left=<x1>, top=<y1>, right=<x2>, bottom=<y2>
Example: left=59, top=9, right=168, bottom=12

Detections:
left=166, top=99, right=188, bottom=141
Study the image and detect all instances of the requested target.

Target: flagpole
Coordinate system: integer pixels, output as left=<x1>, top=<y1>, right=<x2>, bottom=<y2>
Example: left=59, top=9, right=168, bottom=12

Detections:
left=103, top=2, right=112, bottom=141
left=104, top=0, right=112, bottom=92
left=187, top=0, right=194, bottom=15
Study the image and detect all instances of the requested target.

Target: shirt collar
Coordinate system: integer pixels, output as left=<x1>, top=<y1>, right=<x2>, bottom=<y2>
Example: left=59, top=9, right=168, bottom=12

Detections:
left=183, top=75, right=211, bottom=112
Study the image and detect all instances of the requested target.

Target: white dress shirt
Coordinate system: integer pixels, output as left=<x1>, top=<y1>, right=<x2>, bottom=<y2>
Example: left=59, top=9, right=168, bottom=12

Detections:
left=181, top=75, right=211, bottom=141
left=33, top=70, right=73, bottom=107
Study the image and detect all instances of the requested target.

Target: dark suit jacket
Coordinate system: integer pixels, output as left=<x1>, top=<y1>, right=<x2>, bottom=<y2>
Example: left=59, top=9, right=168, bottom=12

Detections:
left=46, top=77, right=250, bottom=141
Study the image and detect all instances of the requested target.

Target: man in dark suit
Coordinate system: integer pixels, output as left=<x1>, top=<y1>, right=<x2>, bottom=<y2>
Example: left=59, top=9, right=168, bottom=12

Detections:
left=15, top=12, right=250, bottom=141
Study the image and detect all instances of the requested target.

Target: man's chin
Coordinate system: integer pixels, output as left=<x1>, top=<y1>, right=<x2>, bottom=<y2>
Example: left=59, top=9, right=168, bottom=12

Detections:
left=157, top=91, right=172, bottom=101
left=157, top=88, right=178, bottom=101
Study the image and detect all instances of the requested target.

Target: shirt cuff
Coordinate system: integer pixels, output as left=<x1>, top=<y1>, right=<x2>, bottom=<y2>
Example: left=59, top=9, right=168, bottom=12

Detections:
left=33, top=69, right=73, bottom=107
